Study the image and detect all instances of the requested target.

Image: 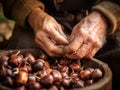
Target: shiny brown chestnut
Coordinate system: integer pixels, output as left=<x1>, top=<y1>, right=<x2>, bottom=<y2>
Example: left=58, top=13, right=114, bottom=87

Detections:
left=91, top=68, right=103, bottom=81
left=27, top=81, right=41, bottom=90
left=25, top=53, right=36, bottom=65
left=16, top=70, right=28, bottom=85
left=40, top=74, right=54, bottom=87
left=50, top=70, right=62, bottom=82
left=79, top=69, right=91, bottom=81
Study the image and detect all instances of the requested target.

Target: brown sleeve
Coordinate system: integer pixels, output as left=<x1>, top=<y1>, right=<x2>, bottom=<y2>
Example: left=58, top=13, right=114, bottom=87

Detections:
left=1, top=0, right=45, bottom=26
left=92, top=1, right=120, bottom=35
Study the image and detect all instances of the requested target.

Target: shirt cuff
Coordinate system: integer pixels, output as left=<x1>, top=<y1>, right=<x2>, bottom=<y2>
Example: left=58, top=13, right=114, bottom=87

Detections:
left=11, top=0, right=45, bottom=26
left=92, top=1, right=120, bottom=34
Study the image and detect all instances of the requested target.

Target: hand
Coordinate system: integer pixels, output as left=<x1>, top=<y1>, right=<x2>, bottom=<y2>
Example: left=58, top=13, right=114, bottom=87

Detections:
left=64, top=11, right=107, bottom=59
left=28, top=7, right=69, bottom=57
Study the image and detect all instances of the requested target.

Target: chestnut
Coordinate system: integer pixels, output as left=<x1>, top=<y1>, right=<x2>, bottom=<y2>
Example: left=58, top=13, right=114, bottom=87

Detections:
left=16, top=86, right=25, bottom=90
left=27, top=81, right=41, bottom=90
left=25, top=53, right=36, bottom=65
left=8, top=54, right=23, bottom=67
left=91, top=68, right=103, bottom=81
left=48, top=85, right=58, bottom=90
left=16, top=70, right=28, bottom=85
left=0, top=51, right=103, bottom=89
left=2, top=76, right=13, bottom=87
left=22, top=65, right=32, bottom=73
left=53, top=81, right=61, bottom=88
left=6, top=68, right=13, bottom=77
left=33, top=59, right=45, bottom=71
left=79, top=70, right=91, bottom=81
left=69, top=63, right=80, bottom=72
left=73, top=80, right=84, bottom=88
left=36, top=68, right=52, bottom=78
left=50, top=70, right=62, bottom=82
left=0, top=56, right=9, bottom=68
left=86, top=79, right=93, bottom=86
left=3, top=61, right=9, bottom=68
left=28, top=74, right=36, bottom=81
left=86, top=68, right=94, bottom=73
left=40, top=74, right=54, bottom=87
left=62, top=78, right=71, bottom=88
left=19, top=67, right=28, bottom=73
left=70, top=72, right=79, bottom=80
left=59, top=66, right=69, bottom=73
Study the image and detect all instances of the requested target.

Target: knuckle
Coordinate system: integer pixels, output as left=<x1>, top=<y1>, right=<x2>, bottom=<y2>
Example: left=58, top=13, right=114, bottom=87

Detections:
left=94, top=41, right=102, bottom=48
left=36, top=32, right=42, bottom=38
left=75, top=53, right=83, bottom=58
left=87, top=54, right=93, bottom=58
left=48, top=53, right=55, bottom=57
left=48, top=46, right=55, bottom=53
left=48, top=46, right=56, bottom=53
left=68, top=46, right=77, bottom=53
left=54, top=35, right=59, bottom=40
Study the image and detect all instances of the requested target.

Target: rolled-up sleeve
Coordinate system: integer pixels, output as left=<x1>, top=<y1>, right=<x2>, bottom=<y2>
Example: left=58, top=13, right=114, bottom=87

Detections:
left=1, top=0, right=45, bottom=26
left=92, top=1, right=120, bottom=34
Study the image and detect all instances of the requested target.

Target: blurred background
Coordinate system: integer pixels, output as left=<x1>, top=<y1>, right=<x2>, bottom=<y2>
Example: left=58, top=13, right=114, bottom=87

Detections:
left=0, top=4, right=15, bottom=49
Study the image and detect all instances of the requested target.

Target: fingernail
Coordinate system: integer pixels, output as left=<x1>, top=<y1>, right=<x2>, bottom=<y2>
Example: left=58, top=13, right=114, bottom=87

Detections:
left=64, top=38, right=69, bottom=44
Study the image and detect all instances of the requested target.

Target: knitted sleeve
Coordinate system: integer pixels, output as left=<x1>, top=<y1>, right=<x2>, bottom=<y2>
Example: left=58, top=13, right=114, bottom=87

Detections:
left=1, top=0, right=45, bottom=26
left=92, top=1, right=120, bottom=34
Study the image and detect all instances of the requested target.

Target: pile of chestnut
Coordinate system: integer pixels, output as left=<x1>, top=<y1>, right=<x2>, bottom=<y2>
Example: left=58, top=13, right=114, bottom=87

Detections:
left=0, top=51, right=103, bottom=90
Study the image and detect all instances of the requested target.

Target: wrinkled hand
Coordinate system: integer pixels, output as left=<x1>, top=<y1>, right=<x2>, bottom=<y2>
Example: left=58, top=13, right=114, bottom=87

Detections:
left=28, top=7, right=69, bottom=57
left=64, top=11, right=107, bottom=59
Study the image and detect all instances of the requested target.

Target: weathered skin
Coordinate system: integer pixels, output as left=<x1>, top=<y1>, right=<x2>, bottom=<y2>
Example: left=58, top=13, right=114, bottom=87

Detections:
left=64, top=11, right=107, bottom=59
left=28, top=7, right=69, bottom=57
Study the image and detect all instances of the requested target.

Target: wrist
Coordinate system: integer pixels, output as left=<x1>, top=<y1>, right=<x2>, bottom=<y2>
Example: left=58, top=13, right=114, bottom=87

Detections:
left=93, top=11, right=107, bottom=25
left=92, top=1, right=120, bottom=34
left=92, top=11, right=108, bottom=31
left=28, top=7, right=47, bottom=29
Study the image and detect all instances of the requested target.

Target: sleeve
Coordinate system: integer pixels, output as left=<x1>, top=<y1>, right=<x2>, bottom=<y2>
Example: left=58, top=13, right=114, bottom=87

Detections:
left=1, top=0, right=45, bottom=26
left=92, top=1, right=120, bottom=35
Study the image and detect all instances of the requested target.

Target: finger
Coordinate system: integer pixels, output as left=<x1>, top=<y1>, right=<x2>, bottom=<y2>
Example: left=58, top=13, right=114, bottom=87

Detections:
left=57, top=24, right=68, bottom=40
left=55, top=24, right=69, bottom=45
left=36, top=38, right=63, bottom=57
left=86, top=47, right=99, bottom=58
left=45, top=24, right=69, bottom=45
left=36, top=38, right=56, bottom=57
left=65, top=42, right=92, bottom=59
left=35, top=35, right=64, bottom=56
left=69, top=25, right=79, bottom=42
left=64, top=35, right=83, bottom=54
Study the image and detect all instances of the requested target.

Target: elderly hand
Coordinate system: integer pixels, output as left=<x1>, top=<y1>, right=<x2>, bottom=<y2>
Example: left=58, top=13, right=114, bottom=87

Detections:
left=64, top=11, right=107, bottom=59
left=28, top=7, right=69, bottom=57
